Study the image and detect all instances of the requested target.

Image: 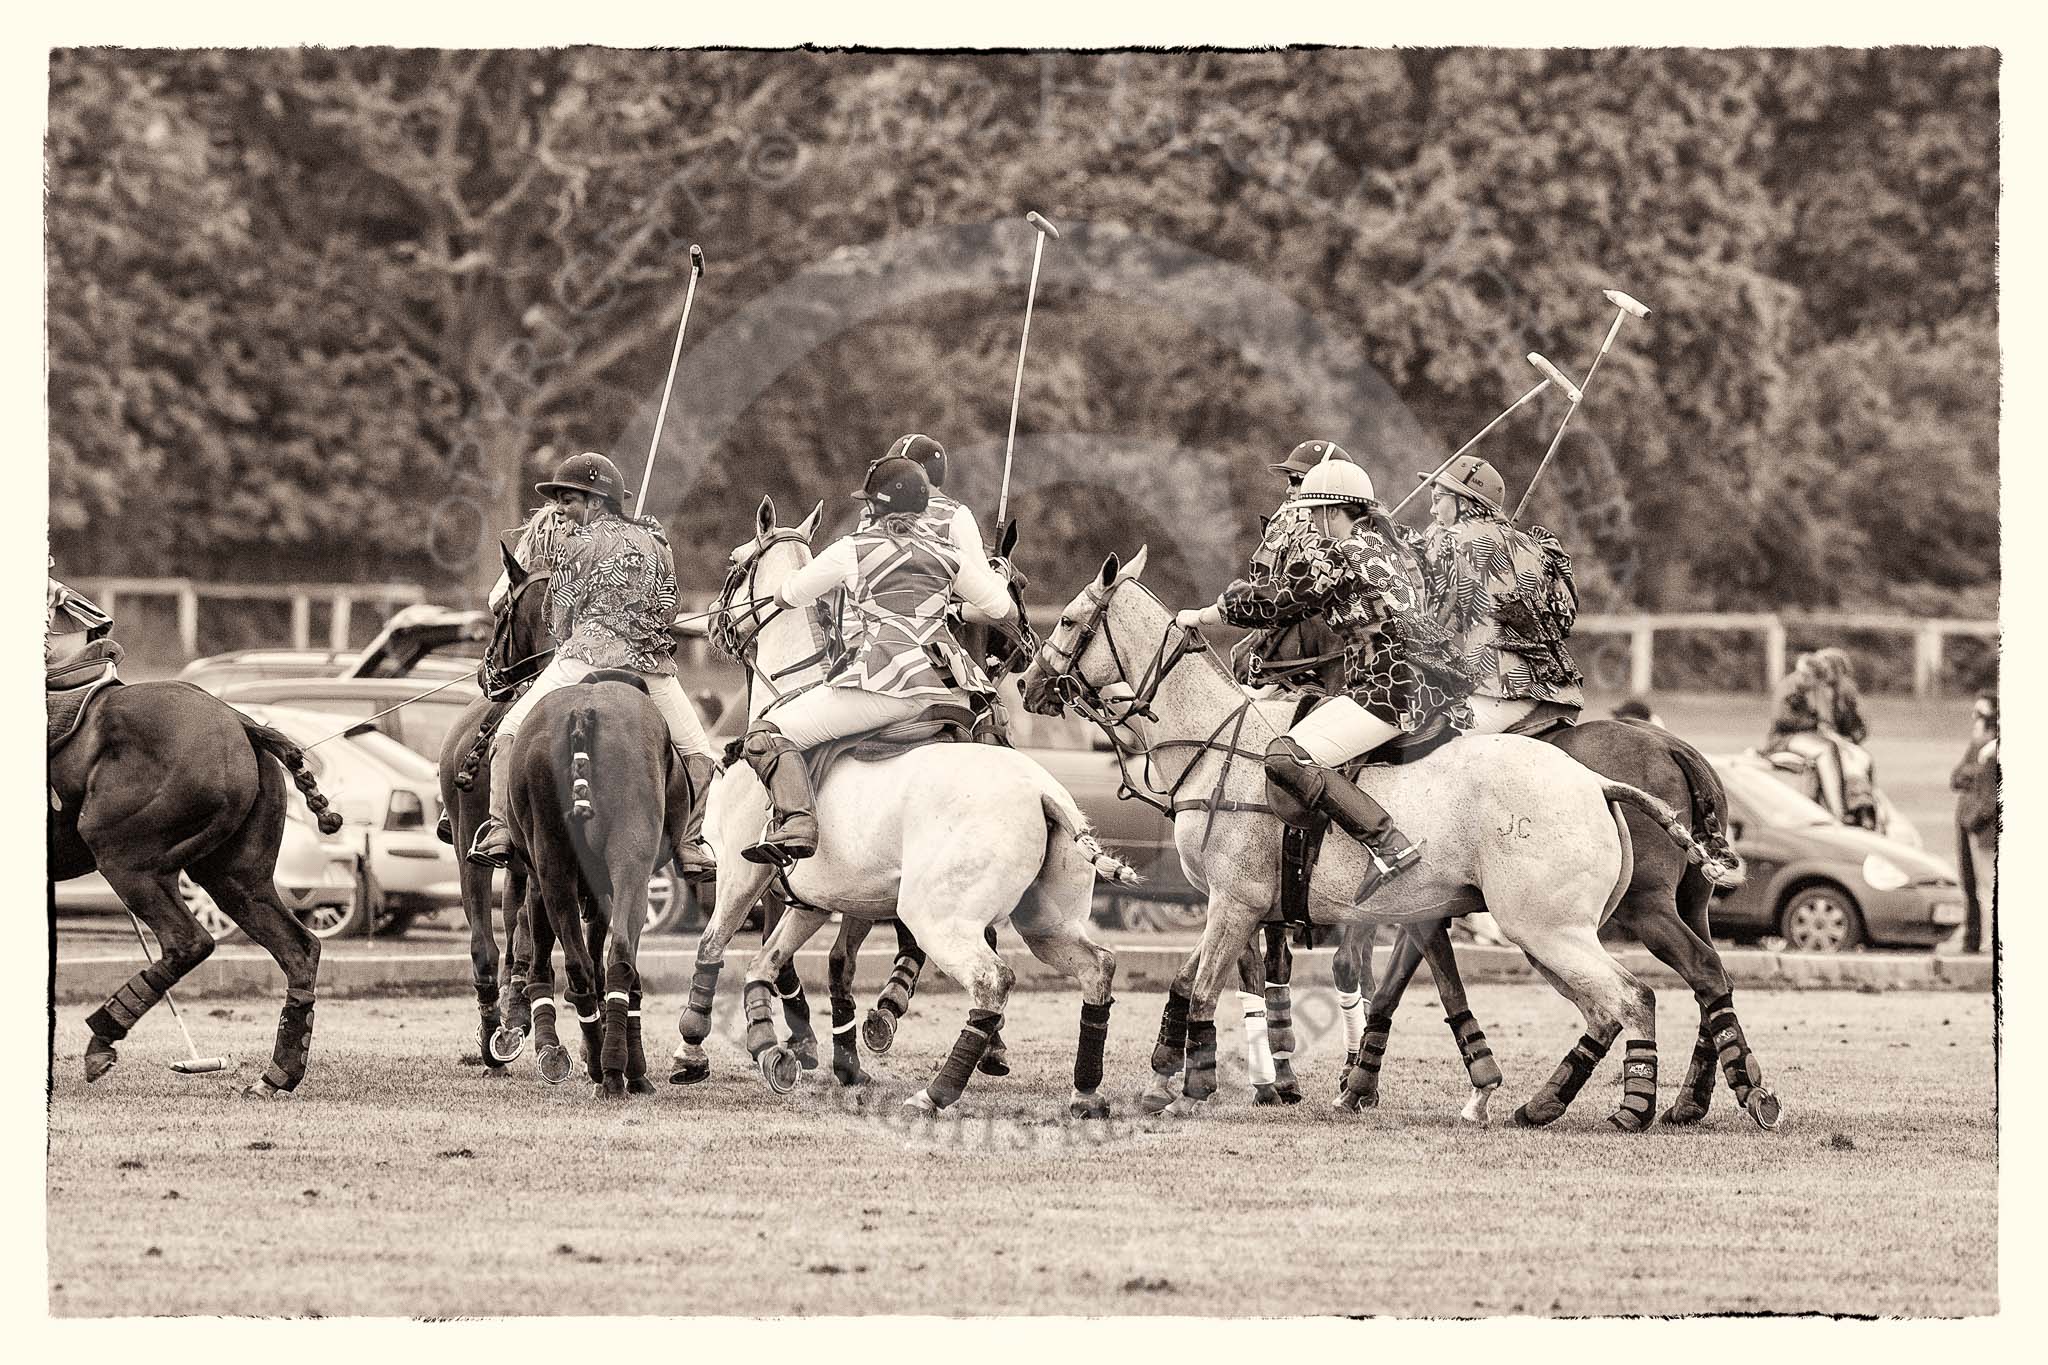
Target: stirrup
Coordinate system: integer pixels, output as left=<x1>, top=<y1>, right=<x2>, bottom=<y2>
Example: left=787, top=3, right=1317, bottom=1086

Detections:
left=467, top=818, right=511, bottom=869
left=1359, top=839, right=1423, bottom=898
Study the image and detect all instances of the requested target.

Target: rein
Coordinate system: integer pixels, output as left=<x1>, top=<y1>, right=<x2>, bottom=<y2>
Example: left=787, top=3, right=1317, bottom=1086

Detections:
left=712, top=527, right=837, bottom=718
left=480, top=570, right=556, bottom=702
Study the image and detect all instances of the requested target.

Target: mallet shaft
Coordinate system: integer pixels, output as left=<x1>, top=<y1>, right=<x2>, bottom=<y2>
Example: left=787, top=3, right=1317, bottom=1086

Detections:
left=995, top=229, right=1049, bottom=531
left=1390, top=379, right=1551, bottom=518
left=637, top=248, right=705, bottom=510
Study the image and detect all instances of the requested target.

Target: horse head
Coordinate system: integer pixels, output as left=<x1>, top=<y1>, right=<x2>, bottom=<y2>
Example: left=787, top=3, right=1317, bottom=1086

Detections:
left=1019, top=546, right=1156, bottom=717
left=713, top=496, right=827, bottom=723
left=480, top=541, right=554, bottom=701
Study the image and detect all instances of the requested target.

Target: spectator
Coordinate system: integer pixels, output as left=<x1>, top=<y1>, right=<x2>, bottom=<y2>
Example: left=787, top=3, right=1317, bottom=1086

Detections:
left=1612, top=697, right=1665, bottom=728
left=1950, top=690, right=1999, bottom=953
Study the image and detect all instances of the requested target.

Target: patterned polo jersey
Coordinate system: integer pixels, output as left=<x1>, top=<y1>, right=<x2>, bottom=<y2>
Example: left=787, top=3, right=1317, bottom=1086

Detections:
left=833, top=526, right=980, bottom=699
left=1424, top=515, right=1584, bottom=706
left=1220, top=521, right=1473, bottom=733
left=548, top=512, right=680, bottom=676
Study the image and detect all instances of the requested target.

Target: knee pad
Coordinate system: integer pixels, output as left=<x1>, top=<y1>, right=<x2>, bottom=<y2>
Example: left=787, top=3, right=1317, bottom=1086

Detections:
left=741, top=723, right=793, bottom=768
left=1263, top=736, right=1323, bottom=826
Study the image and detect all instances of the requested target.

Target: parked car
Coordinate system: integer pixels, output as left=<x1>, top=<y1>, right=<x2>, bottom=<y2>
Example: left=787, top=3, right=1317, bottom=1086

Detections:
left=181, top=647, right=475, bottom=694
left=52, top=788, right=361, bottom=943
left=343, top=604, right=491, bottom=679
left=1709, top=752, right=1965, bottom=953
left=219, top=676, right=483, bottom=763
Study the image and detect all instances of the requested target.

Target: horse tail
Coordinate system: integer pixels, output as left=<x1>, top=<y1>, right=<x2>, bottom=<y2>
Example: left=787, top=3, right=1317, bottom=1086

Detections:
left=567, top=706, right=598, bottom=829
left=242, top=721, right=346, bottom=835
left=1659, top=733, right=1745, bottom=889
left=1038, top=784, right=1141, bottom=886
left=1600, top=780, right=1743, bottom=891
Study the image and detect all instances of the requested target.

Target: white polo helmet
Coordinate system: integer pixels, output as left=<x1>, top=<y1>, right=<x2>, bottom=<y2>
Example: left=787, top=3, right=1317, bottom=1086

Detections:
left=1286, top=452, right=1376, bottom=508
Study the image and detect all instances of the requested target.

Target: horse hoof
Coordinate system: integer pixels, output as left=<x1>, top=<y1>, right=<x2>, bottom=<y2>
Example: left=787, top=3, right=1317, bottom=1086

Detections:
left=1460, top=1087, right=1494, bottom=1125
left=597, top=1075, right=629, bottom=1100
left=902, top=1089, right=940, bottom=1116
left=537, top=1045, right=572, bottom=1086
left=669, top=1061, right=710, bottom=1086
left=1746, top=1088, right=1783, bottom=1131
left=861, top=1009, right=898, bottom=1055
left=84, top=1041, right=118, bottom=1084
left=1253, top=1083, right=1283, bottom=1107
left=1332, top=1092, right=1363, bottom=1113
left=240, top=1081, right=294, bottom=1102
left=488, top=1026, right=527, bottom=1064
left=758, top=1047, right=800, bottom=1095
left=1512, top=1099, right=1563, bottom=1128
left=1274, top=1082, right=1303, bottom=1106
left=977, top=1049, right=1010, bottom=1078
left=1163, top=1094, right=1209, bottom=1119
left=480, top=1065, right=511, bottom=1081
left=832, top=1063, right=872, bottom=1088
left=791, top=1038, right=820, bottom=1072
left=1069, top=1091, right=1111, bottom=1120
left=1138, top=1074, right=1177, bottom=1115
left=1660, top=1098, right=1709, bottom=1127
left=628, top=1075, right=657, bottom=1096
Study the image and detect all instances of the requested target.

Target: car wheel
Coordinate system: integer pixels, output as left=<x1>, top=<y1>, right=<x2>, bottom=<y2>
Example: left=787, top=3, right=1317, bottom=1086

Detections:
left=644, top=870, right=683, bottom=935
left=177, top=874, right=243, bottom=943
left=301, top=866, right=374, bottom=940
left=1778, top=883, right=1865, bottom=954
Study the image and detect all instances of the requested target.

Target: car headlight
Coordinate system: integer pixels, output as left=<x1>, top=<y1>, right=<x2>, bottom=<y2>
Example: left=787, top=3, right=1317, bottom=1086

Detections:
left=1862, top=853, right=1910, bottom=891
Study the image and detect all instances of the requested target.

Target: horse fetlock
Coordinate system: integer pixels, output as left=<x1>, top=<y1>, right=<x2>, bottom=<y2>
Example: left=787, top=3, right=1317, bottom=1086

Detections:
left=1138, top=1071, right=1177, bottom=1115
left=741, top=980, right=780, bottom=1059
left=668, top=1040, right=710, bottom=1086
left=1448, top=1012, right=1503, bottom=1092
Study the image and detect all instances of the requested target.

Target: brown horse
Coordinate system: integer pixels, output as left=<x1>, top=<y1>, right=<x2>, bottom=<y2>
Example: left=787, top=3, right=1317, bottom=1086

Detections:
left=50, top=678, right=346, bottom=1098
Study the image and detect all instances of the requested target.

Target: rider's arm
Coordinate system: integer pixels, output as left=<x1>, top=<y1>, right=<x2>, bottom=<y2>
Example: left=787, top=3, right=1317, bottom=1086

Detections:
left=1217, top=529, right=1350, bottom=627
left=951, top=504, right=989, bottom=566
left=775, top=537, right=860, bottom=610
left=951, top=548, right=1017, bottom=622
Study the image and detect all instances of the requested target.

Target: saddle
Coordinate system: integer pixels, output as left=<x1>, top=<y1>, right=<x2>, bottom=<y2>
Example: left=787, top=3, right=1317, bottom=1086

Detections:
left=47, top=639, right=125, bottom=753
left=801, top=701, right=980, bottom=788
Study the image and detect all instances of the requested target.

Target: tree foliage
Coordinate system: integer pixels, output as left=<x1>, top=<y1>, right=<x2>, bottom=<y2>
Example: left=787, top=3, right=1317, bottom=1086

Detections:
left=47, top=48, right=1997, bottom=611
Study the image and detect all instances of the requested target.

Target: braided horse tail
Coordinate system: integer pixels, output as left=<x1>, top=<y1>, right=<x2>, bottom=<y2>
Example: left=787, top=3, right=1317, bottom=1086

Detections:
left=567, top=706, right=598, bottom=828
left=1599, top=780, right=1742, bottom=890
left=241, top=721, right=346, bottom=834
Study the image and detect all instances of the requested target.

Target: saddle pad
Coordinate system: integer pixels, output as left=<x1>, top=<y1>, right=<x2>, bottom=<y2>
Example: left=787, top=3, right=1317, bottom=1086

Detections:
left=1506, top=700, right=1580, bottom=742
left=48, top=672, right=121, bottom=752
left=801, top=703, right=978, bottom=788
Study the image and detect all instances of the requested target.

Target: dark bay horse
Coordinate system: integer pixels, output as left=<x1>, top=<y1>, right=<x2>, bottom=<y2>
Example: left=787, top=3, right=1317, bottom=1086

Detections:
left=1246, top=617, right=1777, bottom=1128
left=50, top=678, right=346, bottom=1097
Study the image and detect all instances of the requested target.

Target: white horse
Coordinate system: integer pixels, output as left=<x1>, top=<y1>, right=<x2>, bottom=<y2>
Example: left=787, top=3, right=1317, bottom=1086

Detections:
left=672, top=498, right=1129, bottom=1117
left=1020, top=550, right=1725, bottom=1130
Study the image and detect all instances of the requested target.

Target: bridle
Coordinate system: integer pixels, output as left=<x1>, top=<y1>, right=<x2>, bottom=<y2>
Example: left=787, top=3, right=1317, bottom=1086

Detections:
left=1029, top=576, right=1270, bottom=834
left=710, top=526, right=839, bottom=715
left=479, top=569, right=555, bottom=703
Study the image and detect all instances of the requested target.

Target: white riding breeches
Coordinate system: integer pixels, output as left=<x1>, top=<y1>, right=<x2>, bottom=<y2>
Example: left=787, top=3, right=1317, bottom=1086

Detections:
left=496, top=656, right=713, bottom=756
left=1463, top=694, right=1539, bottom=736
left=762, top=686, right=929, bottom=749
left=1287, top=696, right=1404, bottom=768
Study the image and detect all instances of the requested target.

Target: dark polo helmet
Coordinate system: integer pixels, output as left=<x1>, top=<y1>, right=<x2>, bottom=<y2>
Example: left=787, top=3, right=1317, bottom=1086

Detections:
left=535, top=451, right=631, bottom=505
left=1271, top=440, right=1354, bottom=477
left=887, top=433, right=947, bottom=485
left=853, top=454, right=932, bottom=516
left=1417, top=454, right=1505, bottom=514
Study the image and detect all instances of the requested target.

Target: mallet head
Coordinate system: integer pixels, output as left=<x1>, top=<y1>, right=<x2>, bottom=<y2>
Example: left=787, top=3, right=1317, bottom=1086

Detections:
left=689, top=243, right=705, bottom=276
left=1025, top=211, right=1061, bottom=240
left=169, top=1057, right=230, bottom=1075
left=1603, top=288, right=1649, bottom=318
left=1526, top=352, right=1583, bottom=405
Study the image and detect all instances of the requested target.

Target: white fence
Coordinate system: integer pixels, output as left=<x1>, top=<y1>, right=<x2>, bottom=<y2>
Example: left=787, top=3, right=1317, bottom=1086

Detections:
left=73, top=577, right=428, bottom=656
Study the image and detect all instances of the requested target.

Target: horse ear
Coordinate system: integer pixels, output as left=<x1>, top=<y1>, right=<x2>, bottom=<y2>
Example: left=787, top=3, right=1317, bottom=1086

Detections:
left=756, top=496, right=775, bottom=537
left=999, top=519, right=1019, bottom=560
left=499, top=540, right=527, bottom=587
left=1098, top=553, right=1120, bottom=588
left=798, top=501, right=824, bottom=543
left=1120, top=545, right=1150, bottom=582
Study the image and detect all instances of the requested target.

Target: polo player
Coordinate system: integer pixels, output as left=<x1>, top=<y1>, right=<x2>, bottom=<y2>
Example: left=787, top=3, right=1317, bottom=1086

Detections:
left=1417, top=454, right=1585, bottom=736
left=739, top=455, right=1023, bottom=867
left=468, top=451, right=717, bottom=871
left=486, top=501, right=579, bottom=610
left=1230, top=439, right=1357, bottom=691
left=1175, top=454, right=1476, bottom=922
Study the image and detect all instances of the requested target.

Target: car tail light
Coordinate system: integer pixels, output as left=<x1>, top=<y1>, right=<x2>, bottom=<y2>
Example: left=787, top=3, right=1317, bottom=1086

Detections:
left=385, top=790, right=427, bottom=831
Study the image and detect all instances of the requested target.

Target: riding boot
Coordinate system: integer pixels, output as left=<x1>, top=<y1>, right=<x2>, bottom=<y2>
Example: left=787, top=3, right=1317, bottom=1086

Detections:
left=1265, top=736, right=1421, bottom=899
left=672, top=747, right=718, bottom=883
left=740, top=723, right=819, bottom=866
left=466, top=736, right=517, bottom=868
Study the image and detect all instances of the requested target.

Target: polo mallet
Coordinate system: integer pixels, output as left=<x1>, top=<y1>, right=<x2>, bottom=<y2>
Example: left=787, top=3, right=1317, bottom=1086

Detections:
left=994, top=211, right=1060, bottom=531
left=636, top=243, right=706, bottom=510
left=1513, top=288, right=1650, bottom=521
left=1390, top=352, right=1580, bottom=518
left=124, top=909, right=228, bottom=1075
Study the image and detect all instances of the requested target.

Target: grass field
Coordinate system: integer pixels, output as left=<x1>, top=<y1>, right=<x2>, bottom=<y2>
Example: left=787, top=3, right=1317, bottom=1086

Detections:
left=47, top=982, right=1996, bottom=1319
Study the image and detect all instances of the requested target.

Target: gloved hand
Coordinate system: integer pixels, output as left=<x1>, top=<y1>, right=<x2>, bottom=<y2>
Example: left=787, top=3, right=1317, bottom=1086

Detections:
left=1175, top=607, right=1215, bottom=632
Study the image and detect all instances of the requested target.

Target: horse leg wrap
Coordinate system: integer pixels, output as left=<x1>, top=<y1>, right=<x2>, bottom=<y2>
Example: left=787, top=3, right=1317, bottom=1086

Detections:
left=601, top=993, right=631, bottom=1079
left=1345, top=1010, right=1394, bottom=1106
left=1338, top=989, right=1365, bottom=1057
left=88, top=962, right=177, bottom=1042
left=1446, top=1010, right=1502, bottom=1092
left=742, top=980, right=780, bottom=1060
left=877, top=953, right=921, bottom=1019
left=830, top=993, right=865, bottom=1082
left=777, top=963, right=815, bottom=1047
left=527, top=985, right=561, bottom=1050
left=626, top=990, right=647, bottom=1080
left=264, top=990, right=316, bottom=1093
left=677, top=959, right=722, bottom=1045
left=473, top=976, right=500, bottom=1012
left=568, top=991, right=603, bottom=1079
left=1668, top=1023, right=1718, bottom=1121
left=927, top=1009, right=1001, bottom=1109
left=1707, top=994, right=1765, bottom=1103
left=505, top=974, right=531, bottom=1035
left=1609, top=1040, right=1658, bottom=1132
left=1183, top=1019, right=1219, bottom=1100
left=1150, top=987, right=1191, bottom=1077
left=1514, top=1032, right=1610, bottom=1127
left=1074, top=999, right=1113, bottom=1095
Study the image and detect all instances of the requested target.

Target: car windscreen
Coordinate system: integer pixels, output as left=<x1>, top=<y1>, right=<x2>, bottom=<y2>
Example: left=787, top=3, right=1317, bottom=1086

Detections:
left=343, top=726, right=441, bottom=781
left=1720, top=762, right=1837, bottom=829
